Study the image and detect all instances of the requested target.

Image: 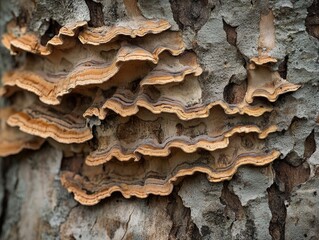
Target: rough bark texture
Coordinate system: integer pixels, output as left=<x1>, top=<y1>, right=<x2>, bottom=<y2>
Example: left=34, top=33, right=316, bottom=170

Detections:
left=0, top=0, right=318, bottom=239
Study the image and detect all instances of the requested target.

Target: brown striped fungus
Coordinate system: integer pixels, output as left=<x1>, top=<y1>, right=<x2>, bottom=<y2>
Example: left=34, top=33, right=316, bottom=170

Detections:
left=0, top=2, right=300, bottom=205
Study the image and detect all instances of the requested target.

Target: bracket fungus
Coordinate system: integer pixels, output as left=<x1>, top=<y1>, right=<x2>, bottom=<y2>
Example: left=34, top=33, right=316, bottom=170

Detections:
left=85, top=109, right=278, bottom=165
left=7, top=96, right=93, bottom=144
left=0, top=107, right=45, bottom=157
left=0, top=1, right=301, bottom=205
left=60, top=133, right=280, bottom=205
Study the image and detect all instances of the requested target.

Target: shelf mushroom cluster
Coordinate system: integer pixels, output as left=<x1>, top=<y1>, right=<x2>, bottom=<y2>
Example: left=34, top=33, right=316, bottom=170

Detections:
left=0, top=3, right=300, bottom=205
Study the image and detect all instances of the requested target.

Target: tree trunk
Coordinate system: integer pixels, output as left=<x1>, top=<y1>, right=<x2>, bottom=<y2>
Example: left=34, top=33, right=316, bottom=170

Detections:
left=0, top=0, right=318, bottom=239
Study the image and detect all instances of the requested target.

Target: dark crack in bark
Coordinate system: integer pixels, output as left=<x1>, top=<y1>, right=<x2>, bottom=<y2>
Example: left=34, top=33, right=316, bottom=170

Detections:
left=222, top=19, right=237, bottom=47
left=167, top=190, right=201, bottom=240
left=223, top=77, right=247, bottom=104
left=220, top=181, right=245, bottom=221
left=305, top=0, right=319, bottom=39
left=268, top=155, right=312, bottom=240
left=169, top=0, right=215, bottom=31
left=40, top=19, right=62, bottom=45
left=85, top=0, right=105, bottom=27
left=268, top=183, right=286, bottom=240
left=278, top=55, right=288, bottom=79
left=304, top=130, right=316, bottom=159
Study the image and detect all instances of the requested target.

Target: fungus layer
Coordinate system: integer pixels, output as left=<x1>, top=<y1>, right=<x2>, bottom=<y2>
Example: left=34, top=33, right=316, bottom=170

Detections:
left=7, top=95, right=93, bottom=144
left=1, top=31, right=185, bottom=105
left=246, top=62, right=300, bottom=104
left=2, top=21, right=87, bottom=55
left=0, top=2, right=301, bottom=205
left=0, top=107, right=45, bottom=157
left=86, top=108, right=277, bottom=165
left=98, top=70, right=298, bottom=120
left=60, top=133, right=280, bottom=205
left=2, top=0, right=172, bottom=55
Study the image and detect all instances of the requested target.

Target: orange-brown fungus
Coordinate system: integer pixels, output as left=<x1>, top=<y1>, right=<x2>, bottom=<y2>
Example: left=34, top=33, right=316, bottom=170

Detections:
left=61, top=133, right=280, bottom=205
left=0, top=107, right=45, bottom=157
left=0, top=0, right=300, bottom=205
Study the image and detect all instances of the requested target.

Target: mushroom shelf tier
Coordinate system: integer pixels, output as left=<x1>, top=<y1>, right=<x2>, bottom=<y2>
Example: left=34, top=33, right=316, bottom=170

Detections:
left=0, top=1, right=300, bottom=205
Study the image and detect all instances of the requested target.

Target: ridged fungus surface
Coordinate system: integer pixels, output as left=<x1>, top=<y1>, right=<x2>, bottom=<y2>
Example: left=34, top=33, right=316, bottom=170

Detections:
left=0, top=2, right=300, bottom=205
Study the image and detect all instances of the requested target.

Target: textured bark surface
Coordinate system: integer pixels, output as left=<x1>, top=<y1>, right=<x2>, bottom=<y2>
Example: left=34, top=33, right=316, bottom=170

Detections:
left=0, top=0, right=318, bottom=239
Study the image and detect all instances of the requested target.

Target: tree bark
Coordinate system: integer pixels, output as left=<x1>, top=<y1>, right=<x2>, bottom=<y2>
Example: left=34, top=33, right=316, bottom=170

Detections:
left=0, top=0, right=318, bottom=239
